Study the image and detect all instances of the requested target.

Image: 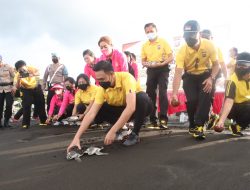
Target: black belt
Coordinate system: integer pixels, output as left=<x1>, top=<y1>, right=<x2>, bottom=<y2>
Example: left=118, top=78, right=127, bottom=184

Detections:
left=185, top=69, right=211, bottom=75
left=0, top=82, right=13, bottom=86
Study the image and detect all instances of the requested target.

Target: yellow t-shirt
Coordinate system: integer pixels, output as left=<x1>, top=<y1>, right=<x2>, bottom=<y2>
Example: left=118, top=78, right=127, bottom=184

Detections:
left=74, top=85, right=99, bottom=105
left=136, top=80, right=142, bottom=91
left=225, top=73, right=250, bottom=103
left=141, top=37, right=172, bottom=63
left=176, top=39, right=218, bottom=75
left=14, top=66, right=39, bottom=89
left=94, top=72, right=139, bottom=106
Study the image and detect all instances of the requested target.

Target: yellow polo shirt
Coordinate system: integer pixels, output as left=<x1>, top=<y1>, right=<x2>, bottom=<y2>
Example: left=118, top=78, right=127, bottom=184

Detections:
left=94, top=72, right=138, bottom=106
left=14, top=66, right=39, bottom=89
left=141, top=37, right=172, bottom=63
left=75, top=85, right=99, bottom=105
left=176, top=39, right=218, bottom=75
left=225, top=73, right=250, bottom=103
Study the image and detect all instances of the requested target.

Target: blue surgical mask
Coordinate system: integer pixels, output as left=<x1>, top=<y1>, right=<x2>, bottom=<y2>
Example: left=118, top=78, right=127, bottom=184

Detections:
left=147, top=32, right=157, bottom=40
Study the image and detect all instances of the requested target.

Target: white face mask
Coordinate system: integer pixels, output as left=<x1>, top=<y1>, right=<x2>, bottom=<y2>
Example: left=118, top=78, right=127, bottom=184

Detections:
left=147, top=32, right=157, bottom=40
left=55, top=89, right=63, bottom=95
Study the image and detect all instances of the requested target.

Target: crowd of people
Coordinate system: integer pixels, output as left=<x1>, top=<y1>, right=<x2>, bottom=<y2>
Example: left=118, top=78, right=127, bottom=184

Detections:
left=0, top=20, right=249, bottom=150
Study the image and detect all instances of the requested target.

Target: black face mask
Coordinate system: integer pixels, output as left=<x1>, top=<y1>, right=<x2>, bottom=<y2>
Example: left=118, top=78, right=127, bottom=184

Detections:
left=78, top=84, right=88, bottom=90
left=185, top=37, right=198, bottom=47
left=65, top=86, right=72, bottom=91
left=99, top=81, right=111, bottom=89
left=52, top=59, right=58, bottom=63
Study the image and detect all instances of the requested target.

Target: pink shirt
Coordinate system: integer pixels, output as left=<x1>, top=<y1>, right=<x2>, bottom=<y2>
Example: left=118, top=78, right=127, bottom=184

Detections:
left=131, top=62, right=139, bottom=81
left=48, top=94, right=63, bottom=116
left=84, top=58, right=100, bottom=81
left=84, top=64, right=96, bottom=80
left=99, top=49, right=128, bottom=72
left=58, top=90, right=75, bottom=116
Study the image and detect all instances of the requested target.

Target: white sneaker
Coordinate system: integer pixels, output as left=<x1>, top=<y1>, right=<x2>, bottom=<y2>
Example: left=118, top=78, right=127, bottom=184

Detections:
left=122, top=125, right=128, bottom=130
left=116, top=129, right=132, bottom=141
left=62, top=120, right=69, bottom=125
left=67, top=116, right=79, bottom=122
left=68, top=121, right=75, bottom=126
left=76, top=121, right=81, bottom=126
left=53, top=121, right=61, bottom=126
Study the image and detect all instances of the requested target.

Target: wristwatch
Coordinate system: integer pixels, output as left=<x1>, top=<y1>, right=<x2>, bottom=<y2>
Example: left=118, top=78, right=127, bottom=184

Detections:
left=210, top=75, right=216, bottom=81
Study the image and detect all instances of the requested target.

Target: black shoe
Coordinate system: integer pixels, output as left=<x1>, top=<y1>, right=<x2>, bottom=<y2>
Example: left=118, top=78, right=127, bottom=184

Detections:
left=4, top=120, right=13, bottom=128
left=193, top=126, right=206, bottom=139
left=188, top=128, right=196, bottom=134
left=22, top=125, right=30, bottom=129
left=145, top=119, right=159, bottom=129
left=146, top=120, right=159, bottom=129
left=39, top=122, right=47, bottom=126
left=159, top=119, right=168, bottom=129
left=207, top=114, right=219, bottom=130
left=229, top=124, right=243, bottom=137
left=123, top=132, right=140, bottom=146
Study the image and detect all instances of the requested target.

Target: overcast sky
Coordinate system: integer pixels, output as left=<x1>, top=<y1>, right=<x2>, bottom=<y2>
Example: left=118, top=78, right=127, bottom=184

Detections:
left=0, top=0, right=249, bottom=77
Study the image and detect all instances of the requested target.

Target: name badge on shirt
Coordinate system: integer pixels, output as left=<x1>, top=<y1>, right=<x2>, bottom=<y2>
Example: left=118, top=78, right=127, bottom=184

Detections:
left=202, top=51, right=207, bottom=57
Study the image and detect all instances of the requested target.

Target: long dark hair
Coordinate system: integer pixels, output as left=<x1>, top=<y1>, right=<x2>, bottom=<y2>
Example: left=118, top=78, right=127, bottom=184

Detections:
left=75, top=74, right=90, bottom=88
left=124, top=51, right=135, bottom=77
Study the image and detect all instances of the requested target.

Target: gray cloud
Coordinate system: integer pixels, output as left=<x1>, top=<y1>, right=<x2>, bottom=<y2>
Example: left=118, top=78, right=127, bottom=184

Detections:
left=0, top=0, right=116, bottom=47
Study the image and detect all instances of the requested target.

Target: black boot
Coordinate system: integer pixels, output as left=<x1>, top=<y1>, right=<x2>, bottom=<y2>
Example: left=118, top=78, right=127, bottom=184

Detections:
left=0, top=119, right=3, bottom=129
left=4, top=119, right=13, bottom=128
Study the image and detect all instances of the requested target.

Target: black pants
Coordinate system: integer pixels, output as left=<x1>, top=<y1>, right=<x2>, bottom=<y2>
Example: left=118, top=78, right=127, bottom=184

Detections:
left=182, top=72, right=214, bottom=128
left=0, top=91, right=14, bottom=121
left=146, top=68, right=169, bottom=122
left=21, top=85, right=47, bottom=126
left=76, top=103, right=87, bottom=114
left=228, top=103, right=250, bottom=129
left=14, top=104, right=39, bottom=120
left=53, top=104, right=74, bottom=121
left=95, top=92, right=153, bottom=135
left=47, top=87, right=55, bottom=113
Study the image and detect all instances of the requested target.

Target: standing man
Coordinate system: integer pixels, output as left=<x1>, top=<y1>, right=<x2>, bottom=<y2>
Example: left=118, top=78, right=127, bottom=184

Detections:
left=43, top=53, right=68, bottom=112
left=0, top=55, right=16, bottom=128
left=141, top=23, right=173, bottom=129
left=171, top=20, right=219, bottom=139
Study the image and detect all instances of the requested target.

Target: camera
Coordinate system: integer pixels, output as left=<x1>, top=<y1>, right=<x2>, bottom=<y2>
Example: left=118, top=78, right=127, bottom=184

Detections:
left=19, top=69, right=30, bottom=78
